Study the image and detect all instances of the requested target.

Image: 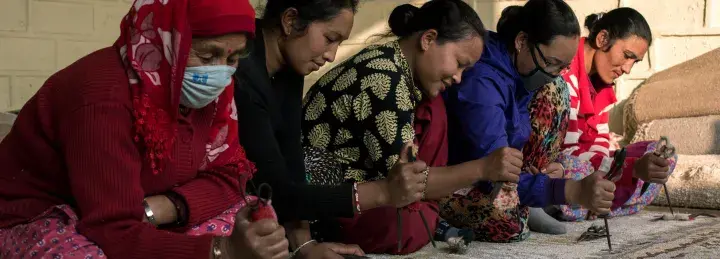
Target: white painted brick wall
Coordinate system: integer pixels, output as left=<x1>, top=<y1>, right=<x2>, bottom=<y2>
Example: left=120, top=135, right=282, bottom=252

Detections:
left=0, top=0, right=717, bottom=135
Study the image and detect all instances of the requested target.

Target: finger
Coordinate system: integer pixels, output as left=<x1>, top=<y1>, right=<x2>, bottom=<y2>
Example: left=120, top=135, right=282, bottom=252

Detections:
left=599, top=190, right=614, bottom=201
left=507, top=154, right=524, bottom=169
left=398, top=142, right=414, bottom=163
left=251, top=219, right=281, bottom=236
left=408, top=161, right=429, bottom=174
left=271, top=249, right=291, bottom=259
left=507, top=147, right=524, bottom=159
left=265, top=236, right=290, bottom=258
left=503, top=171, right=520, bottom=183
left=596, top=199, right=613, bottom=209
left=649, top=169, right=670, bottom=179
left=595, top=207, right=611, bottom=215
left=234, top=206, right=252, bottom=230
left=601, top=180, right=616, bottom=193
left=649, top=155, right=670, bottom=167
left=329, top=243, right=366, bottom=256
left=528, top=166, right=540, bottom=175
left=506, top=161, right=522, bottom=175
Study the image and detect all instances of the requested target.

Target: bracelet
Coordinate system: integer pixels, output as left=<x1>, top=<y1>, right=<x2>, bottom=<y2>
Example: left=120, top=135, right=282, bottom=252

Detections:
left=142, top=199, right=158, bottom=226
left=420, top=166, right=430, bottom=200
left=292, top=239, right=317, bottom=258
left=353, top=182, right=361, bottom=215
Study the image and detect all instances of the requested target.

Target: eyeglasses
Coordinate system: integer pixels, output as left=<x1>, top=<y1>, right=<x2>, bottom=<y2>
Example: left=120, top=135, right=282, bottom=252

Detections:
left=531, top=44, right=570, bottom=76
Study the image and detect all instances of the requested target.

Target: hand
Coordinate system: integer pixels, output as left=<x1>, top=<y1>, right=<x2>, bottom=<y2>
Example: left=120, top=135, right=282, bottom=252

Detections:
left=385, top=142, right=429, bottom=208
left=296, top=242, right=365, bottom=259
left=633, top=153, right=671, bottom=184
left=479, top=147, right=523, bottom=183
left=541, top=162, right=564, bottom=179
left=571, top=170, right=616, bottom=215
left=226, top=206, right=289, bottom=259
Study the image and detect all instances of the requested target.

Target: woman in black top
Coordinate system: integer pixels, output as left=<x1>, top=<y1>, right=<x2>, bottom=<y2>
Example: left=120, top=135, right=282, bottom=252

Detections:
left=235, top=1, right=372, bottom=258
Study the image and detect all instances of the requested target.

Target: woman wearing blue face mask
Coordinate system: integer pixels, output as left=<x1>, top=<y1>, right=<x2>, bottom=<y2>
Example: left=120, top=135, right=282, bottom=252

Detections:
left=0, top=0, right=290, bottom=258
left=439, top=0, right=617, bottom=243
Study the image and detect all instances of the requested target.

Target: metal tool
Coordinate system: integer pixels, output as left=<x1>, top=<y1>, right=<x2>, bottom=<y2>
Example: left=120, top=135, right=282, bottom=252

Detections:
left=402, top=147, right=437, bottom=251
left=598, top=147, right=627, bottom=252
left=640, top=136, right=677, bottom=215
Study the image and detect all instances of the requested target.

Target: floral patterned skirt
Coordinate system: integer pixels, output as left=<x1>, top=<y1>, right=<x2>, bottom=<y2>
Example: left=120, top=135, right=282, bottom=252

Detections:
left=555, top=141, right=678, bottom=221
left=0, top=197, right=263, bottom=259
left=438, top=184, right=529, bottom=243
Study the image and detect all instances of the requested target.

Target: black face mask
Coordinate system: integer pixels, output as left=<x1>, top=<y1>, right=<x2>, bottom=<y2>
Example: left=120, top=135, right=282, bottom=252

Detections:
left=516, top=44, right=558, bottom=92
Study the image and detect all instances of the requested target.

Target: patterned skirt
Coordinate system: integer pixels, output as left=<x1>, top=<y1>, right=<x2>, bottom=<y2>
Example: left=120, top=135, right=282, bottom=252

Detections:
left=438, top=184, right=529, bottom=243
left=0, top=197, right=263, bottom=259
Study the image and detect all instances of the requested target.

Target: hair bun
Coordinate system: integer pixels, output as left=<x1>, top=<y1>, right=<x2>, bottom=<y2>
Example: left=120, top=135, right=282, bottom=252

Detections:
left=584, top=12, right=605, bottom=29
left=388, top=4, right=420, bottom=37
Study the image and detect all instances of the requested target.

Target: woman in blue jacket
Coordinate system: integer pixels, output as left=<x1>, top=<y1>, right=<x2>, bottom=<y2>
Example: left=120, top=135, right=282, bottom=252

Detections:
left=440, top=0, right=616, bottom=242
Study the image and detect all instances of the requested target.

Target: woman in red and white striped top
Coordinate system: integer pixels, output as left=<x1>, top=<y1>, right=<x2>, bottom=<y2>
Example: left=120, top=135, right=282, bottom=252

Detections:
left=557, top=8, right=678, bottom=220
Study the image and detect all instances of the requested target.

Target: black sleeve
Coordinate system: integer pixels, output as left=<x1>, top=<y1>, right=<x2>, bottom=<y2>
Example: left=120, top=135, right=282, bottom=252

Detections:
left=234, top=81, right=354, bottom=222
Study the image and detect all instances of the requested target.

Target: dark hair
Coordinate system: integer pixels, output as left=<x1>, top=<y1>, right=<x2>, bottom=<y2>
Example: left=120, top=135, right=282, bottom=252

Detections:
left=585, top=8, right=652, bottom=49
left=386, top=0, right=486, bottom=43
left=260, top=0, right=359, bottom=32
left=497, top=0, right=580, bottom=49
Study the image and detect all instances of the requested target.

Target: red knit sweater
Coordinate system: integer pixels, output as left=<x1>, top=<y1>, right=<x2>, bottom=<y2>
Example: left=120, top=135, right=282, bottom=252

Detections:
left=0, top=47, right=243, bottom=258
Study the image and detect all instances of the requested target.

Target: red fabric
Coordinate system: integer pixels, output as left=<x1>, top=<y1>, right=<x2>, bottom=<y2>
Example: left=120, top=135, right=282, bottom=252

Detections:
left=561, top=37, right=617, bottom=171
left=561, top=38, right=639, bottom=205
left=609, top=141, right=651, bottom=209
left=0, top=0, right=258, bottom=258
left=336, top=96, right=448, bottom=255
left=115, top=0, right=255, bottom=175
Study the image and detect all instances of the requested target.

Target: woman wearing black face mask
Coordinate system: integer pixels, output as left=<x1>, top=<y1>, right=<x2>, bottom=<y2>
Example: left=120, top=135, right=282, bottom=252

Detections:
left=440, top=0, right=617, bottom=242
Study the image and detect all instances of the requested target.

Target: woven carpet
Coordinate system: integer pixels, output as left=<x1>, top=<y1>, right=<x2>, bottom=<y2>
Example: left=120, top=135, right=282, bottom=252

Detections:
left=371, top=209, right=720, bottom=259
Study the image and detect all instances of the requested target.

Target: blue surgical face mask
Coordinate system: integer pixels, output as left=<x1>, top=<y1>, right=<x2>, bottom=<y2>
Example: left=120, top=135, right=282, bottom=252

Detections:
left=180, top=65, right=237, bottom=109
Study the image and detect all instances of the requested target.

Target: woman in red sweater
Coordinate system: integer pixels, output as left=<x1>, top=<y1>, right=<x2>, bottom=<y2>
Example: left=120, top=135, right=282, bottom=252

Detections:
left=556, top=8, right=677, bottom=221
left=0, top=0, right=289, bottom=258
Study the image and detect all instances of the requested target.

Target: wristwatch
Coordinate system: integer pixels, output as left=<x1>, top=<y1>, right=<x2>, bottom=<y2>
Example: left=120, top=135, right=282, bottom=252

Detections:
left=142, top=199, right=158, bottom=226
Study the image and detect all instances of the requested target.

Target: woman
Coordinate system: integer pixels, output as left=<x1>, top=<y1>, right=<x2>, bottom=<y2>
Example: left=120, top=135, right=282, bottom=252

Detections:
left=300, top=0, right=523, bottom=254
left=556, top=8, right=676, bottom=221
left=440, top=0, right=615, bottom=242
left=234, top=1, right=373, bottom=258
left=0, top=0, right=289, bottom=258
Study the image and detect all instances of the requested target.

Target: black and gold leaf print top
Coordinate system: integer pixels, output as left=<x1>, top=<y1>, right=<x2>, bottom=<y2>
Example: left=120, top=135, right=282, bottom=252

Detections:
left=301, top=40, right=423, bottom=185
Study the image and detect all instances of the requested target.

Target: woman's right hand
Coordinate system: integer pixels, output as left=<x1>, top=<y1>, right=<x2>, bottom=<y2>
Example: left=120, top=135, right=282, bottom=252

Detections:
left=384, top=143, right=429, bottom=208
left=479, top=147, right=523, bottom=183
left=223, top=206, right=289, bottom=259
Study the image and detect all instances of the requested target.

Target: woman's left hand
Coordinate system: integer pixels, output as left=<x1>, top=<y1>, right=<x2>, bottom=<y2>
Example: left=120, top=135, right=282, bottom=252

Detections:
left=541, top=162, right=564, bottom=179
left=297, top=242, right=365, bottom=259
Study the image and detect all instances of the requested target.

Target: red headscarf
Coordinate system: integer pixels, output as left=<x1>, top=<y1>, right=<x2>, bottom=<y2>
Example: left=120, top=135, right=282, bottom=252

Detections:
left=114, top=0, right=256, bottom=176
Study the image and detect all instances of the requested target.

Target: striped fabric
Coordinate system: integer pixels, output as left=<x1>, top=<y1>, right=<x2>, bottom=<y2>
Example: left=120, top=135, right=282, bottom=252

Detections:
left=561, top=38, right=617, bottom=171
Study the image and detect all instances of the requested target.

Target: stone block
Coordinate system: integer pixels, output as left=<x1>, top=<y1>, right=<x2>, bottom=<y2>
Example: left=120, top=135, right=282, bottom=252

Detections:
left=11, top=76, right=47, bottom=110
left=709, top=0, right=720, bottom=28
left=0, top=0, right=28, bottom=32
left=654, top=36, right=720, bottom=71
left=345, top=0, right=411, bottom=45
left=0, top=38, right=55, bottom=71
left=624, top=0, right=705, bottom=34
left=57, top=41, right=107, bottom=70
left=0, top=77, right=10, bottom=110
left=94, top=4, right=131, bottom=41
left=32, top=1, right=94, bottom=34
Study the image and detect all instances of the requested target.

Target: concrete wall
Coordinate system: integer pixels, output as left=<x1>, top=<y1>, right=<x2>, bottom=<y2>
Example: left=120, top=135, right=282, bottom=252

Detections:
left=1, top=0, right=719, bottom=132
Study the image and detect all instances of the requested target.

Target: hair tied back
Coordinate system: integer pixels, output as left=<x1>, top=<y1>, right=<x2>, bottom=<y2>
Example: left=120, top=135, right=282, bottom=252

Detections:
left=388, top=4, right=420, bottom=37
